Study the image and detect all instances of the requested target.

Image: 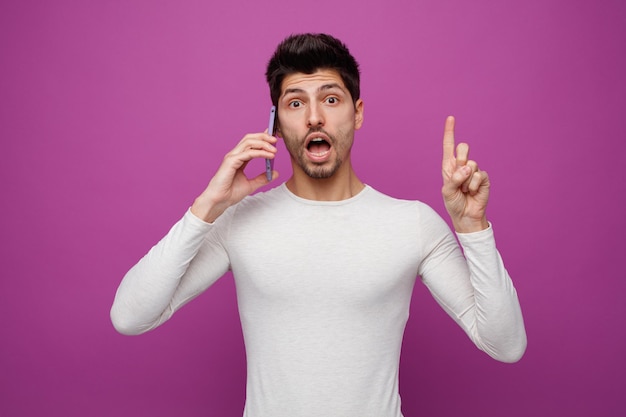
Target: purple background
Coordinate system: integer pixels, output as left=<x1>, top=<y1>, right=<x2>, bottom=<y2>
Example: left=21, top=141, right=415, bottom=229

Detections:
left=1, top=0, right=624, bottom=416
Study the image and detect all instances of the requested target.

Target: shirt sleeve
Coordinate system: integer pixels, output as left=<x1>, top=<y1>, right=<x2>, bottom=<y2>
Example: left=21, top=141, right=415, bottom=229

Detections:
left=418, top=215, right=527, bottom=363
left=110, top=208, right=232, bottom=335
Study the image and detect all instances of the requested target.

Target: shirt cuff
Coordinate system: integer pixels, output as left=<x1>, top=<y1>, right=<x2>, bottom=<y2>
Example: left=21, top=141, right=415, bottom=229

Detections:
left=455, top=222, right=495, bottom=247
left=184, top=207, right=216, bottom=227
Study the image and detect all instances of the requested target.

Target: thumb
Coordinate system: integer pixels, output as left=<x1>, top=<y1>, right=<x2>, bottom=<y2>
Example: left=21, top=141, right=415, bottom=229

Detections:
left=442, top=166, right=471, bottom=196
left=450, top=165, right=472, bottom=186
left=249, top=170, right=279, bottom=192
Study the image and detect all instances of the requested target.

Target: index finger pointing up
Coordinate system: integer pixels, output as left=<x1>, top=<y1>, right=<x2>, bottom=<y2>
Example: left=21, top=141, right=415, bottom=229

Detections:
left=443, top=115, right=456, bottom=162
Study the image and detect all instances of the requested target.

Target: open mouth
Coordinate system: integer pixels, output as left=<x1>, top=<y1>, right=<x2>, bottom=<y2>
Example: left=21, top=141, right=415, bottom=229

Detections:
left=306, top=137, right=331, bottom=158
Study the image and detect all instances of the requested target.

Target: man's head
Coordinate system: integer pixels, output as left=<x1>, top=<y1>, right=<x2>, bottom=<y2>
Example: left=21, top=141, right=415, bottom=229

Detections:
left=266, top=33, right=361, bottom=107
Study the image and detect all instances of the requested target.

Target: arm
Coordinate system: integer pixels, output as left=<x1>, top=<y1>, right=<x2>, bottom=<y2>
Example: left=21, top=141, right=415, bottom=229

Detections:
left=110, top=210, right=230, bottom=335
left=422, top=116, right=527, bottom=362
left=110, top=131, right=279, bottom=335
left=418, top=213, right=526, bottom=363
left=455, top=226, right=527, bottom=362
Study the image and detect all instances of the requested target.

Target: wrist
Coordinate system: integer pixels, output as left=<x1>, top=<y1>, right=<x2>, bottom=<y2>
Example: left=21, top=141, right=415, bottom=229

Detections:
left=452, top=217, right=489, bottom=234
left=190, top=195, right=227, bottom=224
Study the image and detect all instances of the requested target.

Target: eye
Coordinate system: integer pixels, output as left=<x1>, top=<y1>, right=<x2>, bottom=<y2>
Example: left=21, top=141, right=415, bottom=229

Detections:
left=288, top=100, right=302, bottom=108
left=325, top=96, right=339, bottom=104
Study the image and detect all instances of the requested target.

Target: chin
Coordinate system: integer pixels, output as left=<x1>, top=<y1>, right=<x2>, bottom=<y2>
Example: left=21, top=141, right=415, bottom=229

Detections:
left=302, top=161, right=342, bottom=179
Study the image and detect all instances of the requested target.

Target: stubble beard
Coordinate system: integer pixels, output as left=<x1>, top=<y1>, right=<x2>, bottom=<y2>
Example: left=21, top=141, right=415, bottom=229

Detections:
left=283, top=127, right=352, bottom=179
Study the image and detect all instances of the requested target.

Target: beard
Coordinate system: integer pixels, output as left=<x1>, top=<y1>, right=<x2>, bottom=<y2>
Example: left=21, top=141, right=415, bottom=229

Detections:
left=282, top=127, right=353, bottom=179
left=303, top=160, right=341, bottom=179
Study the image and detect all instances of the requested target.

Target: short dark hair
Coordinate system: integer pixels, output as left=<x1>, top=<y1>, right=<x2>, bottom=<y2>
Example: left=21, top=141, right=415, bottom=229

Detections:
left=265, top=33, right=361, bottom=106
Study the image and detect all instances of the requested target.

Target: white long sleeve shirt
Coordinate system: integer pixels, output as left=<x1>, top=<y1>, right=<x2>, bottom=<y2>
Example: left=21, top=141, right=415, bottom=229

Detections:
left=111, top=184, right=526, bottom=417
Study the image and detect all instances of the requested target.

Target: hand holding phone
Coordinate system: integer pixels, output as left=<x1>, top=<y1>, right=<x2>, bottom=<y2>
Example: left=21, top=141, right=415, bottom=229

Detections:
left=265, top=106, right=276, bottom=181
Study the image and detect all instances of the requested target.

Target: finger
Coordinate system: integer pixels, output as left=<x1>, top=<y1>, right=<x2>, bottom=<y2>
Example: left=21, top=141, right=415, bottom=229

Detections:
left=232, top=136, right=277, bottom=155
left=461, top=159, right=477, bottom=192
left=441, top=165, right=469, bottom=201
left=235, top=132, right=277, bottom=146
left=442, top=115, right=456, bottom=162
left=467, top=170, right=489, bottom=196
left=223, top=147, right=276, bottom=174
left=445, top=165, right=472, bottom=190
left=456, top=143, right=469, bottom=168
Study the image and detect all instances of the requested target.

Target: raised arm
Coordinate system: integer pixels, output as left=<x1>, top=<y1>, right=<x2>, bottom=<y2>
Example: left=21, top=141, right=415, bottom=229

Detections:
left=110, top=131, right=278, bottom=335
left=419, top=116, right=526, bottom=362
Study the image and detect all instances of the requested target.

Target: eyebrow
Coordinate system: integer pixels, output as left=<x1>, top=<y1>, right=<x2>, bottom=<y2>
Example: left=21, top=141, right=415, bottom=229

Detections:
left=282, top=83, right=346, bottom=97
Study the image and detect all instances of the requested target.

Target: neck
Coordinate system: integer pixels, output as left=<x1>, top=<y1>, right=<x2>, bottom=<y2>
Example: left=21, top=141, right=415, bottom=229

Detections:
left=286, top=164, right=365, bottom=201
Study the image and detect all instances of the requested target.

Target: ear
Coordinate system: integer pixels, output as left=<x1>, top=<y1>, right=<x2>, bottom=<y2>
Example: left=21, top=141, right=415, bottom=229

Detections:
left=273, top=112, right=282, bottom=138
left=354, top=99, right=364, bottom=130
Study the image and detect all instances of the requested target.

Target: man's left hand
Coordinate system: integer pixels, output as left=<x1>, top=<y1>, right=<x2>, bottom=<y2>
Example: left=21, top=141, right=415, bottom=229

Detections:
left=441, top=116, right=490, bottom=233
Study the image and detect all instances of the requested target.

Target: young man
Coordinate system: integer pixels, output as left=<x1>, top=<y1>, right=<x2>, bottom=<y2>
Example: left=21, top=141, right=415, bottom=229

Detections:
left=111, top=33, right=526, bottom=417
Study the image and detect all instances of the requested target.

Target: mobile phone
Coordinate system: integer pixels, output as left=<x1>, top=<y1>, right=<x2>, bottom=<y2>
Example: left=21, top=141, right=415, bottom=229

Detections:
left=265, top=106, right=276, bottom=181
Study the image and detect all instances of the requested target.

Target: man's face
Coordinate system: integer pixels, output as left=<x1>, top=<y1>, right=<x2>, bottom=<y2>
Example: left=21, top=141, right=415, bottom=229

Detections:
left=276, top=69, right=364, bottom=179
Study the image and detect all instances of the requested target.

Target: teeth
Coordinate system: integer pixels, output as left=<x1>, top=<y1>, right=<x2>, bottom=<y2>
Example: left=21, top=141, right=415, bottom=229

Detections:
left=307, top=137, right=330, bottom=158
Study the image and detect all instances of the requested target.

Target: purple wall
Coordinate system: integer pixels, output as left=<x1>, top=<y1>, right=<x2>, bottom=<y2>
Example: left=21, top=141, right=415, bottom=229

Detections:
left=1, top=0, right=624, bottom=416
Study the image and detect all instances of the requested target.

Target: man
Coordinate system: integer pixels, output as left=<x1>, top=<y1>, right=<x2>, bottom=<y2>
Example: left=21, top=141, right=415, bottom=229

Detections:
left=111, top=33, right=526, bottom=417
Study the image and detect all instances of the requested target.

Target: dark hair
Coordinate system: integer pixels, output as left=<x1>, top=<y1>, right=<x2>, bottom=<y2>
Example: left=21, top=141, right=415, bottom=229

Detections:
left=265, top=33, right=361, bottom=106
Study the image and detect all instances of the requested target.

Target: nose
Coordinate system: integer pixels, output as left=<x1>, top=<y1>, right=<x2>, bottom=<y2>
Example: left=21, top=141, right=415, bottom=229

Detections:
left=306, top=102, right=325, bottom=128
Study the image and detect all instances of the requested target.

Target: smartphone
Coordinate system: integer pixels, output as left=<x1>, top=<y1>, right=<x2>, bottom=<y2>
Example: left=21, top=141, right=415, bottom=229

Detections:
left=265, top=106, right=276, bottom=181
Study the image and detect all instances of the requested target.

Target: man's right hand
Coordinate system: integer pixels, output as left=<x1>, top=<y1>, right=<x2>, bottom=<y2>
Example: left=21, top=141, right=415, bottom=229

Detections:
left=191, top=132, right=278, bottom=223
